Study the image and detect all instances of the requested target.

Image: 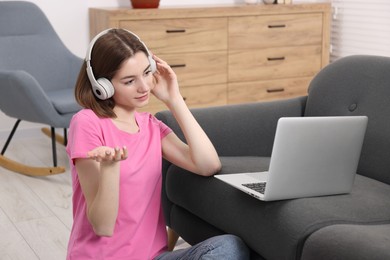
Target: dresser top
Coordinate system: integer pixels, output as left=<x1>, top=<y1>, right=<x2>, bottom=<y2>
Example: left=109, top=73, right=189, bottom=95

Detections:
left=89, top=3, right=331, bottom=20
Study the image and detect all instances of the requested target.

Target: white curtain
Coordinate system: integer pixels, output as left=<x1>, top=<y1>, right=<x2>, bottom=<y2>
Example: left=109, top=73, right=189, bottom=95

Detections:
left=331, top=0, right=390, bottom=61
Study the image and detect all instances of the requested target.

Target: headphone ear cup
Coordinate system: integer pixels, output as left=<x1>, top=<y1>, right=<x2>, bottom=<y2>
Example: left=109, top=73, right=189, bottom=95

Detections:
left=149, top=56, right=157, bottom=73
left=92, top=77, right=115, bottom=100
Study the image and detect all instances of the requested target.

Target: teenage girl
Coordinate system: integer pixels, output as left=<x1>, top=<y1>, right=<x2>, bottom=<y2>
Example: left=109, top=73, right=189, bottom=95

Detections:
left=66, top=28, right=250, bottom=259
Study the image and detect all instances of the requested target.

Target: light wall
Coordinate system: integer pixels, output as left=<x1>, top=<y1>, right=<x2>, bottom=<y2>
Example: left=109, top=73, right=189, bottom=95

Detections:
left=0, top=0, right=243, bottom=139
left=0, top=0, right=318, bottom=139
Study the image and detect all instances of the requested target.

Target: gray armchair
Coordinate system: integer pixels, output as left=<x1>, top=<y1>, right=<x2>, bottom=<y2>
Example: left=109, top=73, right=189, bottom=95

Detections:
left=0, top=1, right=82, bottom=176
left=156, top=55, right=390, bottom=259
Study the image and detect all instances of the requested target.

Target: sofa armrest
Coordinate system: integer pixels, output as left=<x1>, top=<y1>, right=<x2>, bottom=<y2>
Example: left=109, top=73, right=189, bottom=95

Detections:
left=156, top=96, right=306, bottom=228
left=155, top=96, right=307, bottom=157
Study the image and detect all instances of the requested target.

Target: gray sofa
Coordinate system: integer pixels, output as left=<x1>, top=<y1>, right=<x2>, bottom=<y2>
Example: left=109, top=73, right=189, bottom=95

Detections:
left=155, top=55, right=390, bottom=260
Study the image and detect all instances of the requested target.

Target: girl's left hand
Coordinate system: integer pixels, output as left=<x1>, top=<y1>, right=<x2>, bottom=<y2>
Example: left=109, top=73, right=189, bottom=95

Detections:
left=151, top=54, right=182, bottom=105
left=87, top=146, right=128, bottom=164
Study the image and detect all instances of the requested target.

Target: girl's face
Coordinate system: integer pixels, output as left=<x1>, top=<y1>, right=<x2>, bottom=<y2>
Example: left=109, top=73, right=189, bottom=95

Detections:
left=110, top=51, right=154, bottom=110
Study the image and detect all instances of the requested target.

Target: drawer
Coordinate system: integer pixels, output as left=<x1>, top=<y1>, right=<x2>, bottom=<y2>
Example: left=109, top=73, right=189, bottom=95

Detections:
left=120, top=18, right=228, bottom=53
left=228, top=45, right=321, bottom=82
left=228, top=77, right=312, bottom=104
left=229, top=13, right=323, bottom=50
left=159, top=51, right=227, bottom=87
left=181, top=83, right=227, bottom=108
left=140, top=83, right=227, bottom=114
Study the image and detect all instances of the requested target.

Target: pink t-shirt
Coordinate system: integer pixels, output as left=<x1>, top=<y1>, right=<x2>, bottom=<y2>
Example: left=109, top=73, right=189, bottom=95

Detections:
left=66, top=109, right=172, bottom=260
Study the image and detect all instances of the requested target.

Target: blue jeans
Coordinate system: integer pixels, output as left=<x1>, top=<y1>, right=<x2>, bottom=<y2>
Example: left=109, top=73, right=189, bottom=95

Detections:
left=154, top=234, right=250, bottom=260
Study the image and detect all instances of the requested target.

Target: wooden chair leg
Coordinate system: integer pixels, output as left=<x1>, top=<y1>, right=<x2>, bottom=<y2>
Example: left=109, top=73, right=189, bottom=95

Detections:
left=0, top=155, right=65, bottom=176
left=167, top=227, right=180, bottom=251
left=0, top=121, right=66, bottom=176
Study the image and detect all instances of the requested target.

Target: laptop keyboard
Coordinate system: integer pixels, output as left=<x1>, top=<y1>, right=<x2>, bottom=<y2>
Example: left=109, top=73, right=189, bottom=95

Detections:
left=242, top=182, right=267, bottom=194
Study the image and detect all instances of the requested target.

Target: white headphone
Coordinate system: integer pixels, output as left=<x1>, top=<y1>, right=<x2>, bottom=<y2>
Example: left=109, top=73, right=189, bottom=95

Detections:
left=85, top=28, right=157, bottom=100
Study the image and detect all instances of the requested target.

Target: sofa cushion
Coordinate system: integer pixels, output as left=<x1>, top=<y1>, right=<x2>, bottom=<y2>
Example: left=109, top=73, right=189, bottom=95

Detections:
left=301, top=224, right=390, bottom=260
left=165, top=156, right=390, bottom=260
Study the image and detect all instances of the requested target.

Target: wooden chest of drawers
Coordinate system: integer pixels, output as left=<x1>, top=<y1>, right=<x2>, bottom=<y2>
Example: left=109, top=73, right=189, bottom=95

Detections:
left=89, top=3, right=331, bottom=114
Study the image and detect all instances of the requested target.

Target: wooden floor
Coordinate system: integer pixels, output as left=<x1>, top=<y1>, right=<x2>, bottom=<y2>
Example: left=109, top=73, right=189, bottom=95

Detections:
left=0, top=135, right=188, bottom=259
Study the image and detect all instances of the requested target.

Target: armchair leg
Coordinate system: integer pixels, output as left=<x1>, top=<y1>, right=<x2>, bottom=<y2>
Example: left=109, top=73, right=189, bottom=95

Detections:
left=0, top=120, right=66, bottom=176
left=63, top=128, right=68, bottom=146
left=51, top=127, right=57, bottom=167
left=43, top=127, right=69, bottom=167
left=41, top=127, right=66, bottom=145
left=1, top=119, right=21, bottom=155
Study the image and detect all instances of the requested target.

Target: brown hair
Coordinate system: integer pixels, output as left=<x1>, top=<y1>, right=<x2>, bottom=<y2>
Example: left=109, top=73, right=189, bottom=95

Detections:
left=74, top=29, right=149, bottom=118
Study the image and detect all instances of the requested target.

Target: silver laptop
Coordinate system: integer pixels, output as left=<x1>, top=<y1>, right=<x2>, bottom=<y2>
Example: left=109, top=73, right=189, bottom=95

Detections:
left=215, top=116, right=368, bottom=201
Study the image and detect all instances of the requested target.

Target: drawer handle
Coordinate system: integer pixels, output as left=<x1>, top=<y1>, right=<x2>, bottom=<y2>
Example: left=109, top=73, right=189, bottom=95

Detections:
left=268, top=24, right=286, bottom=29
left=166, top=29, right=186, bottom=33
left=267, top=88, right=285, bottom=93
left=170, top=64, right=186, bottom=68
left=267, top=57, right=285, bottom=61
